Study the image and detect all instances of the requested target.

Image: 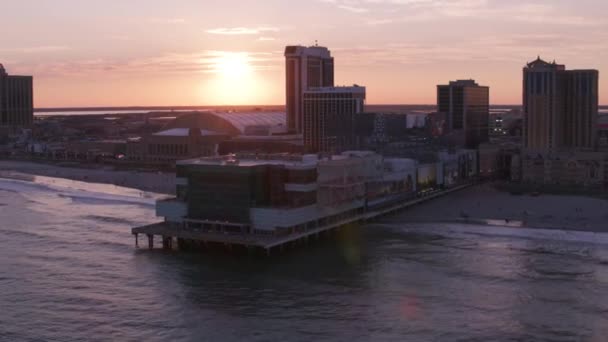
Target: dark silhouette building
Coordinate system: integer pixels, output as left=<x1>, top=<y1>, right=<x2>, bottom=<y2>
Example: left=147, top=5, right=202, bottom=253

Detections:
left=437, top=80, right=489, bottom=148
left=303, top=86, right=365, bottom=153
left=355, top=112, right=420, bottom=147
left=0, top=64, right=33, bottom=135
left=523, top=57, right=599, bottom=150
left=285, top=45, right=334, bottom=134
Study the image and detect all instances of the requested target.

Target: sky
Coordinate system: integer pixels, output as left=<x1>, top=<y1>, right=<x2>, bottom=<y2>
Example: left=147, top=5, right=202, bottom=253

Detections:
left=1, top=0, right=607, bottom=107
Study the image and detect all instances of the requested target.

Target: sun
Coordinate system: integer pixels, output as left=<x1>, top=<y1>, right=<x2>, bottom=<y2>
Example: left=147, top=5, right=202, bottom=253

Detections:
left=202, top=52, right=265, bottom=105
left=214, top=52, right=252, bottom=79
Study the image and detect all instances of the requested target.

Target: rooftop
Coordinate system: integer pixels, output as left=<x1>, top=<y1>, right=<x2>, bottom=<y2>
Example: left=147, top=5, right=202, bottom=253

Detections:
left=439, top=80, right=487, bottom=88
left=213, top=111, right=287, bottom=134
left=284, top=45, right=332, bottom=58
left=177, top=151, right=385, bottom=169
left=525, top=56, right=565, bottom=70
left=449, top=80, right=478, bottom=86
left=305, top=85, right=366, bottom=93
left=163, top=111, right=287, bottom=136
left=153, top=128, right=227, bottom=137
left=177, top=153, right=320, bottom=168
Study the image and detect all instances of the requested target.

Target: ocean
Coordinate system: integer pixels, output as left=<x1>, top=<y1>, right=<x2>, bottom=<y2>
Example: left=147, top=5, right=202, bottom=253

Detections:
left=1, top=175, right=608, bottom=341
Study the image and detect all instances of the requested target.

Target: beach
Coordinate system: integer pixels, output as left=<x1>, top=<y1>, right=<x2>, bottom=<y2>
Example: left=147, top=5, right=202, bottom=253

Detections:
left=383, top=183, right=608, bottom=232
left=2, top=160, right=607, bottom=232
left=0, top=160, right=175, bottom=195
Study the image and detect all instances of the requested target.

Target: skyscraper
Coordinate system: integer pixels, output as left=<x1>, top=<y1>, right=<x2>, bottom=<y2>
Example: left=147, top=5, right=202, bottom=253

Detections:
left=285, top=45, right=334, bottom=134
left=0, top=63, right=33, bottom=135
left=523, top=57, right=598, bottom=150
left=303, top=86, right=365, bottom=153
left=437, top=80, right=489, bottom=149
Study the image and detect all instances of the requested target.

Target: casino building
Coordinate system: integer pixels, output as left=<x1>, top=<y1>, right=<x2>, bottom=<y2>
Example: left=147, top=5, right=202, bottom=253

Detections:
left=0, top=64, right=33, bottom=137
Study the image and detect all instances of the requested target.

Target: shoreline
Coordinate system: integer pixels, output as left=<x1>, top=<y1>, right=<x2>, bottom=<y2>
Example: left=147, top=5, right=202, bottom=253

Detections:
left=398, top=217, right=608, bottom=234
left=0, top=160, right=175, bottom=195
left=381, top=183, right=608, bottom=233
left=3, top=159, right=607, bottom=234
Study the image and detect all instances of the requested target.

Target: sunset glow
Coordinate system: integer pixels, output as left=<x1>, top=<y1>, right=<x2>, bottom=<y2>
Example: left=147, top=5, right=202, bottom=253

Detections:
left=1, top=0, right=607, bottom=107
left=211, top=52, right=253, bottom=79
left=201, top=52, right=268, bottom=105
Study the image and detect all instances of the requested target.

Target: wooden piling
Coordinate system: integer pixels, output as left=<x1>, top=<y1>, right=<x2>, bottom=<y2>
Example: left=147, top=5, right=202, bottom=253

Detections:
left=147, top=234, right=154, bottom=249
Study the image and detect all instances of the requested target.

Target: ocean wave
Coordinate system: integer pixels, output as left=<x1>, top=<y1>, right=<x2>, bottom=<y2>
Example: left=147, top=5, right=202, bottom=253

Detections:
left=0, top=176, right=157, bottom=208
left=0, top=177, right=59, bottom=193
left=57, top=193, right=155, bottom=207
left=372, top=222, right=608, bottom=246
left=82, top=215, right=139, bottom=226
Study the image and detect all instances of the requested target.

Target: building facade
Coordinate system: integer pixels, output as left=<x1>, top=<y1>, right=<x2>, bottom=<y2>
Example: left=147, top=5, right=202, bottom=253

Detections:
left=523, top=57, right=599, bottom=150
left=156, top=150, right=476, bottom=235
left=126, top=128, right=228, bottom=164
left=0, top=64, right=33, bottom=135
left=303, top=86, right=366, bottom=153
left=354, top=112, right=428, bottom=147
left=437, top=80, right=489, bottom=148
left=599, top=114, right=608, bottom=150
left=284, top=45, right=334, bottom=134
left=521, top=150, right=607, bottom=190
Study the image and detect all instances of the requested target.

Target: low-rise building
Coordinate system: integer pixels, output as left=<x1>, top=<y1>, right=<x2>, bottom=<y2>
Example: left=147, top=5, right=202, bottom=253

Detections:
left=162, top=153, right=371, bottom=234
left=478, top=143, right=518, bottom=179
left=437, top=149, right=478, bottom=185
left=127, top=128, right=228, bottom=163
left=354, top=112, right=427, bottom=147
left=155, top=151, right=470, bottom=235
left=521, top=149, right=608, bottom=189
left=218, top=134, right=304, bottom=155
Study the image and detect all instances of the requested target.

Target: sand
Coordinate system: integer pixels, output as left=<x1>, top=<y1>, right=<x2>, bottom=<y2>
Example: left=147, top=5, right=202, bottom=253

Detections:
left=0, top=160, right=176, bottom=195
left=383, top=183, right=608, bottom=232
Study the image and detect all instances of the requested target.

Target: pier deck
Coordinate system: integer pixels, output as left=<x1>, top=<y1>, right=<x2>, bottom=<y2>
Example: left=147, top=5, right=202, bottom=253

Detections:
left=132, top=183, right=473, bottom=253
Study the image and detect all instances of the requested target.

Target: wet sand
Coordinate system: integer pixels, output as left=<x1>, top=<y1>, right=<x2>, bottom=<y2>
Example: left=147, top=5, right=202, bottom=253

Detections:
left=383, top=183, right=608, bottom=232
left=0, top=160, right=175, bottom=195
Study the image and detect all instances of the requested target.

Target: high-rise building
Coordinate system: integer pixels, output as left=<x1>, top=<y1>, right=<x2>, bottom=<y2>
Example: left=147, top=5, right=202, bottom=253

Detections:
left=523, top=57, right=599, bottom=150
left=285, top=45, right=334, bottom=134
left=303, top=86, right=365, bottom=153
left=437, top=80, right=489, bottom=148
left=0, top=64, right=33, bottom=135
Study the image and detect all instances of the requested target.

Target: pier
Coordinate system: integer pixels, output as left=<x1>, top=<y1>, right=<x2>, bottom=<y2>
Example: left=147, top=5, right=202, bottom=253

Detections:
left=132, top=183, right=473, bottom=255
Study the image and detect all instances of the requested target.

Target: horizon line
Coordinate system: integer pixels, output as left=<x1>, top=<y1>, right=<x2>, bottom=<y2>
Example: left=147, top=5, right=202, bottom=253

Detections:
left=33, top=103, right=532, bottom=111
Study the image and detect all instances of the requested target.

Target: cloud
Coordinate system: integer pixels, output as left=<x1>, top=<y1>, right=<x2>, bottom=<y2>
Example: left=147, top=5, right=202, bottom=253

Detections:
left=331, top=31, right=608, bottom=68
left=258, top=37, right=276, bottom=41
left=205, top=27, right=280, bottom=35
left=0, top=46, right=71, bottom=53
left=338, top=5, right=370, bottom=13
left=106, top=35, right=132, bottom=41
left=149, top=17, right=186, bottom=24
left=366, top=18, right=395, bottom=26
left=16, top=51, right=283, bottom=78
left=321, top=0, right=604, bottom=27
